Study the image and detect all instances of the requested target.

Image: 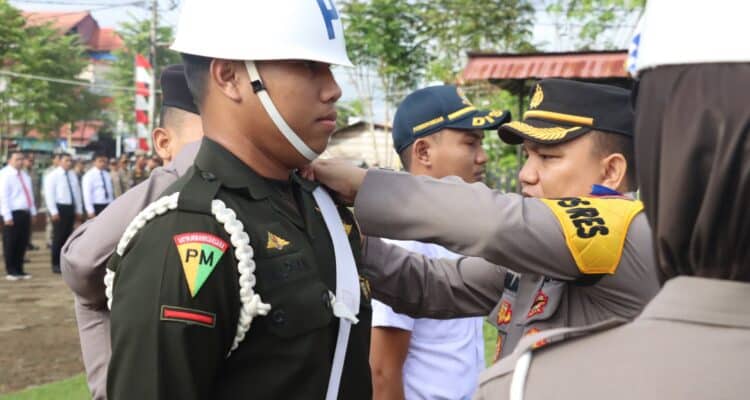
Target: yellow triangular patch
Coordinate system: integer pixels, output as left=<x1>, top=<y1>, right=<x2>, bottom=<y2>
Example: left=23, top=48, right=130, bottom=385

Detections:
left=266, top=232, right=290, bottom=250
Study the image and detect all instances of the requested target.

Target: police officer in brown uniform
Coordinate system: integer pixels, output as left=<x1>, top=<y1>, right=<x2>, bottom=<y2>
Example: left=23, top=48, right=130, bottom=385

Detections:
left=62, top=64, right=203, bottom=400
left=106, top=1, right=372, bottom=399
left=473, top=5, right=750, bottom=399
left=312, top=79, right=659, bottom=361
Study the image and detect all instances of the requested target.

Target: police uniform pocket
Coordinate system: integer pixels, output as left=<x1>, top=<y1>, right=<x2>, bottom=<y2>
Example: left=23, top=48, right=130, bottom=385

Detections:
left=254, top=252, right=316, bottom=292
left=264, top=279, right=333, bottom=339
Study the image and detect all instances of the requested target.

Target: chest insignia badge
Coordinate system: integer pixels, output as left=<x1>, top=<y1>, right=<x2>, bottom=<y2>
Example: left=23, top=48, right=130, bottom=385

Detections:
left=266, top=231, right=291, bottom=251
left=496, top=300, right=513, bottom=325
left=526, top=290, right=549, bottom=318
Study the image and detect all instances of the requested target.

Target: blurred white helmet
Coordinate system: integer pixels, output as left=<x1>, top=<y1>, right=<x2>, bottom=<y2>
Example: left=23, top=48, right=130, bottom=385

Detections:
left=171, top=0, right=351, bottom=161
left=171, top=0, right=352, bottom=67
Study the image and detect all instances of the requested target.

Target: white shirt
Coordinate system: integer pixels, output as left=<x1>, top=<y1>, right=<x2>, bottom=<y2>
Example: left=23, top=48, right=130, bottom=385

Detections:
left=634, top=1, right=750, bottom=74
left=372, top=240, right=485, bottom=400
left=0, top=165, right=38, bottom=221
left=81, top=167, right=114, bottom=214
left=44, top=166, right=83, bottom=216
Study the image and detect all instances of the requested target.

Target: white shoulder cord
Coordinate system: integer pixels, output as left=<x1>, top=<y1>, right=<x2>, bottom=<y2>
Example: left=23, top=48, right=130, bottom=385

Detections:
left=510, top=351, right=532, bottom=400
left=104, top=192, right=271, bottom=357
left=312, top=187, right=360, bottom=400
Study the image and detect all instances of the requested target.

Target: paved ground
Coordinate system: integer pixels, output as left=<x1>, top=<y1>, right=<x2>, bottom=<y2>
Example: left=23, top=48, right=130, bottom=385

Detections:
left=0, top=232, right=84, bottom=394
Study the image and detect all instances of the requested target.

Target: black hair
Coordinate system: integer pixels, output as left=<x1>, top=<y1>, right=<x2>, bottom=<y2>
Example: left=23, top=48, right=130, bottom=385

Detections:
left=181, top=53, right=212, bottom=110
left=159, top=106, right=187, bottom=130
left=398, top=145, right=412, bottom=172
left=591, top=130, right=637, bottom=191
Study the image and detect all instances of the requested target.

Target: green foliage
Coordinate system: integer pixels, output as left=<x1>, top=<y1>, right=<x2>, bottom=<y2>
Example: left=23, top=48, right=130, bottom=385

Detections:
left=419, top=0, right=536, bottom=82
left=342, top=0, right=429, bottom=105
left=547, top=0, right=645, bottom=49
left=336, top=99, right=364, bottom=129
left=107, top=16, right=180, bottom=131
left=468, top=86, right=522, bottom=191
left=0, top=0, right=93, bottom=136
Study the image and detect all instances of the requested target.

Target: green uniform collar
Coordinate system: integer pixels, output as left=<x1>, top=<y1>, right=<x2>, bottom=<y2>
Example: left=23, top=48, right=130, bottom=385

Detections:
left=194, top=137, right=319, bottom=199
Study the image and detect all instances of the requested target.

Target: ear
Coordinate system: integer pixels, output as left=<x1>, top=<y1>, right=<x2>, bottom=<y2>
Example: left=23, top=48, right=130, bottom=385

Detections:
left=151, top=127, right=172, bottom=161
left=413, top=138, right=433, bottom=168
left=210, top=59, right=243, bottom=102
left=600, top=152, right=627, bottom=191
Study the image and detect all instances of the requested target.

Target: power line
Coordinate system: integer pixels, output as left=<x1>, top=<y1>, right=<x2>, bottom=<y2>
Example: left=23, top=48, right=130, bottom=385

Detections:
left=0, top=69, right=161, bottom=94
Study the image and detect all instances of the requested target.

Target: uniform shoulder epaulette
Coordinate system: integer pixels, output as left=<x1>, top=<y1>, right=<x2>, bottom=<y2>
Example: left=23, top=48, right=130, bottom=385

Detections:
left=104, top=168, right=271, bottom=357
left=479, top=318, right=626, bottom=399
left=540, top=197, right=644, bottom=275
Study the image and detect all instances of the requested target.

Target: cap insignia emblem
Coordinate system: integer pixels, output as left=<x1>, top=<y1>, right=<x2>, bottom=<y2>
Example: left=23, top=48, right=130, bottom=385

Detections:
left=530, top=84, right=544, bottom=109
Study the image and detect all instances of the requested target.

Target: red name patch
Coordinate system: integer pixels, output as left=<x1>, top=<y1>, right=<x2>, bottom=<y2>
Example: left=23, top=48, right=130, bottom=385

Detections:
left=161, top=305, right=216, bottom=328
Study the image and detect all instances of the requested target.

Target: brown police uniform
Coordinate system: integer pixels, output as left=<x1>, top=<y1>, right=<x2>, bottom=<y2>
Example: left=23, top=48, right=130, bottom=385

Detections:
left=474, top=277, right=750, bottom=400
left=356, top=79, right=660, bottom=361
left=106, top=138, right=372, bottom=399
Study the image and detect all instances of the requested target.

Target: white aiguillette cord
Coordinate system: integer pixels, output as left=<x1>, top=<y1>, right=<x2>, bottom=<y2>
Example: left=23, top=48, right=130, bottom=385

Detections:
left=312, top=186, right=360, bottom=400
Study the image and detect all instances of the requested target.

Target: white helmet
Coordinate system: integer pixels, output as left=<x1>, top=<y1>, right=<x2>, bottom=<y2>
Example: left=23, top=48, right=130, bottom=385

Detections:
left=171, top=0, right=352, bottom=160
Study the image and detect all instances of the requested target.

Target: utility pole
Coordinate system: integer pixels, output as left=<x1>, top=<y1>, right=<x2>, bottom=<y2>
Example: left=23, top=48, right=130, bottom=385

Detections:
left=147, top=0, right=158, bottom=154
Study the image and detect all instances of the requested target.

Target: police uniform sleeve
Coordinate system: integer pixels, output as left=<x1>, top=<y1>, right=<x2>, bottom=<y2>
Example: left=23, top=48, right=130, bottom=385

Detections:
left=361, top=237, right=507, bottom=318
left=355, top=170, right=660, bottom=322
left=107, top=211, right=240, bottom=400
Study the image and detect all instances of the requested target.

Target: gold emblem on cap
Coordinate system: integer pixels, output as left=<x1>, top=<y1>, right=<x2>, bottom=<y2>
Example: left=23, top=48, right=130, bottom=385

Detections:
left=529, top=84, right=544, bottom=109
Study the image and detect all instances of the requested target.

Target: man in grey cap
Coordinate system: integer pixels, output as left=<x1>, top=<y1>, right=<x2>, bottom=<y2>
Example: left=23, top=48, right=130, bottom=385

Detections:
left=61, top=64, right=203, bottom=399
left=311, top=79, right=659, bottom=361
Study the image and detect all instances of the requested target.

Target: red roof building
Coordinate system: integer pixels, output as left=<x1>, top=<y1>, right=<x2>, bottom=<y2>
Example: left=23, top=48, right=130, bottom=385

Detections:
left=22, top=11, right=123, bottom=59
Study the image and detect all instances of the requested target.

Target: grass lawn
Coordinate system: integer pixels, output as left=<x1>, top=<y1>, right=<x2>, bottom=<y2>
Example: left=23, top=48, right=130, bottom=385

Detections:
left=0, top=375, right=88, bottom=400
left=1, top=325, right=498, bottom=399
left=483, top=321, right=498, bottom=366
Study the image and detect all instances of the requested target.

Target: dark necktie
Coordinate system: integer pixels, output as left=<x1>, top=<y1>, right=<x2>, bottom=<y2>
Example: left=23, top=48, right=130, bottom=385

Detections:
left=99, top=170, right=110, bottom=202
left=65, top=171, right=76, bottom=207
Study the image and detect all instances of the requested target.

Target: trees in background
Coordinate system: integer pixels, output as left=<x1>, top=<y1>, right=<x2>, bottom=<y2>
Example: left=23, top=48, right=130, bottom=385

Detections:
left=107, top=17, right=180, bottom=132
left=0, top=0, right=98, bottom=138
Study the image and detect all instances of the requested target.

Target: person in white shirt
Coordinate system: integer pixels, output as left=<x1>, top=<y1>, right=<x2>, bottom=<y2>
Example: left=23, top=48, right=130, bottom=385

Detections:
left=370, top=85, right=510, bottom=400
left=42, top=153, right=62, bottom=249
left=81, top=153, right=114, bottom=218
left=44, top=153, right=82, bottom=273
left=1, top=151, right=38, bottom=280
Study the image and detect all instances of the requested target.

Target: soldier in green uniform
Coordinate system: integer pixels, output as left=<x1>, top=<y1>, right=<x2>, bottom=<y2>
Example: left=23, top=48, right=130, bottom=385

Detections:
left=105, top=1, right=372, bottom=399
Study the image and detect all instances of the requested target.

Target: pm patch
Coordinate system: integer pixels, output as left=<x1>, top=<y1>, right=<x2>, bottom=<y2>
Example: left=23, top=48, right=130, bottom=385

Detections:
left=173, top=232, right=229, bottom=297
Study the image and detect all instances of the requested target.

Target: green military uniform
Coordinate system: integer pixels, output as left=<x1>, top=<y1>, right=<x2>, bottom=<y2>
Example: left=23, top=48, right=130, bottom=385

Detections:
left=107, top=138, right=372, bottom=399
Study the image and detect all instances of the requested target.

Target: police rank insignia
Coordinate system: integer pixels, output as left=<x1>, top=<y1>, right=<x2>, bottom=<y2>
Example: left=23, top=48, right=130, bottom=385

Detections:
left=529, top=84, right=544, bottom=109
left=524, top=327, right=550, bottom=349
left=173, top=232, right=229, bottom=297
left=526, top=290, right=549, bottom=318
left=266, top=232, right=290, bottom=250
left=496, top=300, right=512, bottom=325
